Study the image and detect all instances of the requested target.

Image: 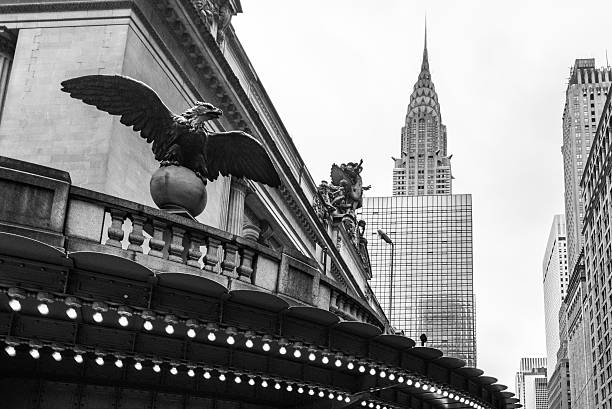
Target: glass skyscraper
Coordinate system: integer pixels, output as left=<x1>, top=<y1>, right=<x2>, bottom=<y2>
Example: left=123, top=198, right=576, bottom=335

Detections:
left=359, top=195, right=476, bottom=366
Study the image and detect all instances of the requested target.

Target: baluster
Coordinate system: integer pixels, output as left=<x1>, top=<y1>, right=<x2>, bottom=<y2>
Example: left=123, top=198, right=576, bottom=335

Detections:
left=221, top=243, right=238, bottom=278
left=186, top=233, right=203, bottom=268
left=203, top=237, right=221, bottom=272
left=237, top=248, right=255, bottom=283
left=127, top=214, right=146, bottom=253
left=168, top=226, right=186, bottom=263
left=148, top=220, right=166, bottom=259
left=106, top=209, right=126, bottom=248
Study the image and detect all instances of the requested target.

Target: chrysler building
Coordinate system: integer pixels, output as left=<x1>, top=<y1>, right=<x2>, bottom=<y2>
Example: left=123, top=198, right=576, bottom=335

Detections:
left=392, top=27, right=452, bottom=196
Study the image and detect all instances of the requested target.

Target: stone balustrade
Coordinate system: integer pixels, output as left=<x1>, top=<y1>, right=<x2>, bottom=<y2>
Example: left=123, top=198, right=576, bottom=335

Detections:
left=0, top=156, right=387, bottom=330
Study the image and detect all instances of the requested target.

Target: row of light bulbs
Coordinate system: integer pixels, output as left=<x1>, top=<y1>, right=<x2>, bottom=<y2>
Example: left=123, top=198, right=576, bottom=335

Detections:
left=3, top=288, right=490, bottom=409
left=2, top=338, right=354, bottom=403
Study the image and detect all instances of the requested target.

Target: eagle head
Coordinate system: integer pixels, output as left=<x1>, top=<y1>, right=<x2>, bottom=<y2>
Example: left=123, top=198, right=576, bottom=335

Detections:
left=184, top=101, right=223, bottom=129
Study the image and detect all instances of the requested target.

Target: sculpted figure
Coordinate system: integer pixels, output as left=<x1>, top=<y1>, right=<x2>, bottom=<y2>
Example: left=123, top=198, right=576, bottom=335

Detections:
left=61, top=75, right=280, bottom=217
left=61, top=75, right=280, bottom=187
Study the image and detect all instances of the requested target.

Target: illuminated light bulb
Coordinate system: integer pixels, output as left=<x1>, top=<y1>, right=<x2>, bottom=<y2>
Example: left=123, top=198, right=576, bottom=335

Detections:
left=398, top=376, right=404, bottom=383
left=345, top=397, right=351, bottom=403
left=454, top=395, right=460, bottom=401
left=361, top=402, right=367, bottom=407
left=262, top=342, right=271, bottom=352
left=218, top=373, right=226, bottom=381
left=337, top=395, right=343, bottom=401
left=286, top=385, right=293, bottom=392
left=335, top=359, right=342, bottom=367
left=347, top=362, right=354, bottom=370
left=203, top=371, right=211, bottom=379
left=278, top=346, right=287, bottom=355
left=261, top=380, right=268, bottom=388
left=5, top=345, right=16, bottom=356
left=460, top=398, right=465, bottom=403
left=422, top=384, right=429, bottom=390
left=308, top=389, right=315, bottom=396
left=414, top=382, right=421, bottom=388
left=52, top=351, right=62, bottom=361
left=96, top=356, right=105, bottom=366
left=115, top=359, right=123, bottom=368
left=245, top=339, right=254, bottom=348
left=134, top=361, right=143, bottom=371
left=442, top=391, right=449, bottom=397
left=234, top=375, right=241, bottom=384
left=165, top=324, right=174, bottom=334
left=118, top=316, right=129, bottom=327
left=318, top=391, right=325, bottom=398
left=274, top=382, right=281, bottom=390
left=93, top=312, right=103, bottom=323
left=38, top=303, right=49, bottom=315
left=368, top=403, right=374, bottom=408
left=8, top=299, right=21, bottom=312
left=430, top=386, right=436, bottom=392
left=226, top=335, right=235, bottom=345
left=449, top=393, right=455, bottom=399
left=187, top=328, right=196, bottom=338
left=321, top=355, right=329, bottom=364
left=328, top=393, right=335, bottom=400
left=143, top=320, right=153, bottom=331
left=188, top=368, right=195, bottom=377
left=207, top=332, right=216, bottom=341
left=376, top=405, right=380, bottom=409
left=153, top=364, right=161, bottom=373
left=379, top=370, right=386, bottom=378
left=74, top=354, right=84, bottom=364
left=358, top=365, right=366, bottom=373
left=66, top=307, right=78, bottom=320
left=389, top=373, right=396, bottom=381
left=293, top=349, right=302, bottom=358
left=308, top=352, right=316, bottom=361
left=369, top=368, right=376, bottom=376
left=170, top=367, right=178, bottom=375
left=406, top=379, right=413, bottom=386
left=298, top=386, right=304, bottom=394
left=30, top=348, right=40, bottom=359
left=248, top=378, right=255, bottom=386
left=436, top=388, right=442, bottom=394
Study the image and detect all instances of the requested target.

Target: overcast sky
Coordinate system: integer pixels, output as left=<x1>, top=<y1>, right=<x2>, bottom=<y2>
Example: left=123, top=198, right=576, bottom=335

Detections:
left=233, top=0, right=612, bottom=390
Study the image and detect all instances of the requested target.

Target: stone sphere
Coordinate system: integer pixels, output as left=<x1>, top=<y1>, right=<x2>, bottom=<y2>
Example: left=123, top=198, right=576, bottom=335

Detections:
left=150, top=166, right=207, bottom=217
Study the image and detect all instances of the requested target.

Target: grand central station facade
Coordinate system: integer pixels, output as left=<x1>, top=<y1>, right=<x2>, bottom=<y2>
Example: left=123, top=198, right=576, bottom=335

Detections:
left=0, top=1, right=518, bottom=408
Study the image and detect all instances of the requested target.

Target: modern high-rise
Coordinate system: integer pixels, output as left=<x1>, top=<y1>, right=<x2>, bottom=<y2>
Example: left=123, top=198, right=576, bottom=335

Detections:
left=581, top=75, right=612, bottom=409
left=542, top=215, right=569, bottom=376
left=561, top=59, right=612, bottom=274
left=392, top=28, right=452, bottom=196
left=360, top=195, right=476, bottom=366
left=516, top=358, right=549, bottom=409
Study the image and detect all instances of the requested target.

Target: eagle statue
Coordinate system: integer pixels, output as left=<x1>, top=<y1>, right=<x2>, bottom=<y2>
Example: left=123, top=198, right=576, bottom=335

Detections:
left=60, top=75, right=281, bottom=188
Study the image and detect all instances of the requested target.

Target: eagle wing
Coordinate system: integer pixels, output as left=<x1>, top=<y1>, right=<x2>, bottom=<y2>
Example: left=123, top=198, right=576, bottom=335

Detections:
left=330, top=164, right=345, bottom=186
left=205, top=131, right=281, bottom=187
left=61, top=75, right=175, bottom=160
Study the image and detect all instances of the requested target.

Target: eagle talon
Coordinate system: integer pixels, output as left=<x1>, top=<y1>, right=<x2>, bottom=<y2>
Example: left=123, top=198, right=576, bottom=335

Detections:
left=160, top=160, right=180, bottom=167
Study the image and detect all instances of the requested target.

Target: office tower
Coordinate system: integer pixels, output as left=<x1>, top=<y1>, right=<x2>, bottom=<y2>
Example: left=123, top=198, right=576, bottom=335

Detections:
left=392, top=27, right=452, bottom=196
left=581, top=77, right=612, bottom=409
left=561, top=59, right=612, bottom=274
left=560, top=58, right=610, bottom=409
left=360, top=195, right=476, bottom=366
left=516, top=358, right=548, bottom=409
left=542, top=215, right=569, bottom=376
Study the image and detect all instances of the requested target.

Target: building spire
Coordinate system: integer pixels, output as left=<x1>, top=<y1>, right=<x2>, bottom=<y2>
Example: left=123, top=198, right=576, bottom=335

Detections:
left=420, top=17, right=430, bottom=75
